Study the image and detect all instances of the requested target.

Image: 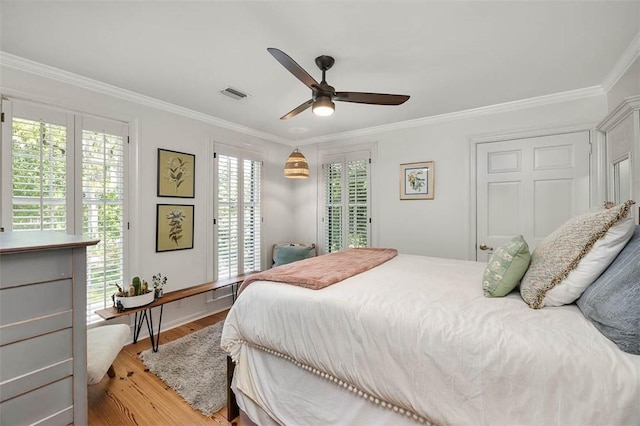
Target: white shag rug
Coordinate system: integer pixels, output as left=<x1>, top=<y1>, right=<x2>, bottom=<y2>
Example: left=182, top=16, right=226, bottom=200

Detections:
left=139, top=321, right=226, bottom=416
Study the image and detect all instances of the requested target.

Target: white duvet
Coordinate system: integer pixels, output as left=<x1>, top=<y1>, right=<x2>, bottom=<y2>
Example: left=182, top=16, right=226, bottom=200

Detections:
left=222, top=254, right=640, bottom=425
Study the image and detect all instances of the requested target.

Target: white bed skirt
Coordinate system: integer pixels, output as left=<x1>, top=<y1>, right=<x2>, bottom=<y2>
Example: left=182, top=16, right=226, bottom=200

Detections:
left=233, top=343, right=423, bottom=425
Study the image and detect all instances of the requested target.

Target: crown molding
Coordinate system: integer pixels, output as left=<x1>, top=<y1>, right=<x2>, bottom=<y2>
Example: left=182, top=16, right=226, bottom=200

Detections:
left=597, top=95, right=640, bottom=131
left=0, top=51, right=289, bottom=145
left=601, top=31, right=640, bottom=93
left=297, top=86, right=605, bottom=145
left=0, top=51, right=606, bottom=147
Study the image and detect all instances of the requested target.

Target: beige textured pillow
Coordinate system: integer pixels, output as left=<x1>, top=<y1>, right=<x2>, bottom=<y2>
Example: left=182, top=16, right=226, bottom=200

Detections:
left=520, top=200, right=635, bottom=309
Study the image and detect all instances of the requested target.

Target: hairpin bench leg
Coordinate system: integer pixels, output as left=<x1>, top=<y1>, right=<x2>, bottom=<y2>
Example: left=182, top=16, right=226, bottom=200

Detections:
left=150, top=305, right=164, bottom=352
left=132, top=307, right=164, bottom=352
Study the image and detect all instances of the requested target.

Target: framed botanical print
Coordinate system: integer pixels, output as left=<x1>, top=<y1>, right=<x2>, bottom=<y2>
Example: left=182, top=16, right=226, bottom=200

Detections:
left=156, top=204, right=194, bottom=252
left=400, top=161, right=434, bottom=200
left=157, top=148, right=195, bottom=198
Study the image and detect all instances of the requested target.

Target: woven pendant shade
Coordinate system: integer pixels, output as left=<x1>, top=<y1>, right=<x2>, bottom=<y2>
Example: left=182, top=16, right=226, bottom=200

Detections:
left=284, top=148, right=309, bottom=179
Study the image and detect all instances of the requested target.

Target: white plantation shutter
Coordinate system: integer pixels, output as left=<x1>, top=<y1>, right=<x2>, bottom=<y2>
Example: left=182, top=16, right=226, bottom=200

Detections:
left=324, top=161, right=343, bottom=253
left=347, top=159, right=369, bottom=248
left=81, top=118, right=127, bottom=323
left=215, top=149, right=262, bottom=279
left=243, top=158, right=261, bottom=273
left=322, top=151, right=371, bottom=253
left=10, top=114, right=70, bottom=231
left=217, top=154, right=239, bottom=278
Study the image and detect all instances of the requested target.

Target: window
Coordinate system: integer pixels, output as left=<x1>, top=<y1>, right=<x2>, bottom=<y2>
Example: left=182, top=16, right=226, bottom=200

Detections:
left=8, top=108, right=71, bottom=231
left=321, top=150, right=371, bottom=253
left=2, top=101, right=129, bottom=323
left=82, top=118, right=127, bottom=323
left=215, top=148, right=262, bottom=279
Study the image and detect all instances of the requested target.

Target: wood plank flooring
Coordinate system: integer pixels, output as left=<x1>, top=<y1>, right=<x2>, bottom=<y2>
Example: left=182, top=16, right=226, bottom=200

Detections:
left=88, top=310, right=241, bottom=425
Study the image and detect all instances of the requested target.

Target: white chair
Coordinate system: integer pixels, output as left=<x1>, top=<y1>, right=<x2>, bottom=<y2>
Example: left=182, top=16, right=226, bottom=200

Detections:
left=87, top=324, right=130, bottom=385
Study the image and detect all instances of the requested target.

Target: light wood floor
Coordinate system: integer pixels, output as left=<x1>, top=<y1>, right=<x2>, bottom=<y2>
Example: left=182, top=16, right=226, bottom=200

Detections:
left=88, top=310, right=241, bottom=425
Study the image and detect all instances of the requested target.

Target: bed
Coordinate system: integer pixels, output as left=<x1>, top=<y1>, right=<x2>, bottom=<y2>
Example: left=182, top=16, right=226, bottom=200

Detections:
left=221, top=202, right=640, bottom=426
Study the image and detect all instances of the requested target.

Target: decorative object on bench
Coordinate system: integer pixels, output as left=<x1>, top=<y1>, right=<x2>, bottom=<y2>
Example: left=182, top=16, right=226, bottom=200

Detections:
left=272, top=242, right=316, bottom=266
left=113, top=276, right=155, bottom=311
left=87, top=323, right=130, bottom=385
left=152, top=273, right=167, bottom=298
left=139, top=321, right=227, bottom=416
left=96, top=274, right=249, bottom=352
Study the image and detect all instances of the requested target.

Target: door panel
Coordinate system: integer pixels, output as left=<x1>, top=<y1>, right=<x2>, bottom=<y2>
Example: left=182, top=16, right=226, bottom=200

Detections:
left=487, top=181, right=521, bottom=237
left=533, top=179, right=574, bottom=240
left=476, top=131, right=591, bottom=261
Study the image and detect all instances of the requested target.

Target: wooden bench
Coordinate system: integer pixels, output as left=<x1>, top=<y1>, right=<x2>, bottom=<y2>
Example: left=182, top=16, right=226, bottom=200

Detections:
left=95, top=273, right=252, bottom=352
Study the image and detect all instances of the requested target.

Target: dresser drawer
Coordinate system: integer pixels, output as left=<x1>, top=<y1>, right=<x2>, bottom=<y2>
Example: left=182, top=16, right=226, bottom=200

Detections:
left=0, top=328, right=73, bottom=403
left=0, top=249, right=72, bottom=289
left=0, top=376, right=73, bottom=426
left=0, top=279, right=72, bottom=324
left=0, top=279, right=73, bottom=346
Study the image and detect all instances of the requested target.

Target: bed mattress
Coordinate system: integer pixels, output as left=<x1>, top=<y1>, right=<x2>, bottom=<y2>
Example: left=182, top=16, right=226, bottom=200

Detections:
left=222, top=254, right=640, bottom=425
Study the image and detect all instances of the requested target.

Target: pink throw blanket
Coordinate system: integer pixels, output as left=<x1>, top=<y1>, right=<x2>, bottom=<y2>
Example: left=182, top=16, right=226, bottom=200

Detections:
left=238, top=247, right=398, bottom=295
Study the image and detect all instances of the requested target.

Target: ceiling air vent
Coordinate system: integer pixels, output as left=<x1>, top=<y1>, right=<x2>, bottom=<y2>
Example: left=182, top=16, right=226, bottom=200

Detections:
left=220, top=87, right=249, bottom=100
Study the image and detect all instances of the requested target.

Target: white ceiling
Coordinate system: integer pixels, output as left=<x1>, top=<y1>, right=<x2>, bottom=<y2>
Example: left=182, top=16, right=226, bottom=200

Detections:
left=1, top=1, right=639, bottom=144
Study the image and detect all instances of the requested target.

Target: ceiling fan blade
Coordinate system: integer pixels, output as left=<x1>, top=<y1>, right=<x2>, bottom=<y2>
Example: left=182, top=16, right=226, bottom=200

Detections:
left=280, top=99, right=314, bottom=120
left=334, top=92, right=410, bottom=105
left=268, top=48, right=319, bottom=90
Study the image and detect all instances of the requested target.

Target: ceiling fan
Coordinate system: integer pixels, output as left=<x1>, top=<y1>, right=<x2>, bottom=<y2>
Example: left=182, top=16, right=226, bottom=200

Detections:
left=268, top=47, right=410, bottom=120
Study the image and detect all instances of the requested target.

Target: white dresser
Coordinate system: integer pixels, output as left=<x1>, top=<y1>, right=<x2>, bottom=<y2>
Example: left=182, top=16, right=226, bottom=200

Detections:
left=0, top=231, right=99, bottom=426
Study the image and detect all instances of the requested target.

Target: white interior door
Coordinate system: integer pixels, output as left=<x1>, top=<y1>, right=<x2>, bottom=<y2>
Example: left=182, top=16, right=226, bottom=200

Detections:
left=476, top=131, right=591, bottom=261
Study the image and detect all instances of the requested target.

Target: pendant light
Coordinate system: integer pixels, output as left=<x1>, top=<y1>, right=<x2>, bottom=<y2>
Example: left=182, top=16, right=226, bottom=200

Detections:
left=284, top=148, right=309, bottom=179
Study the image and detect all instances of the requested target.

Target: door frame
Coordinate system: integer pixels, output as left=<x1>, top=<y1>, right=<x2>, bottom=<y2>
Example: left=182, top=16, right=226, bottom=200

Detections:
left=468, top=124, right=605, bottom=260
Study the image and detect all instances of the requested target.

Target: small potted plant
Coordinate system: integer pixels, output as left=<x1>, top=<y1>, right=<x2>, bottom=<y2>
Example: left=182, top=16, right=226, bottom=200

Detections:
left=113, top=276, right=155, bottom=310
left=152, top=273, right=167, bottom=298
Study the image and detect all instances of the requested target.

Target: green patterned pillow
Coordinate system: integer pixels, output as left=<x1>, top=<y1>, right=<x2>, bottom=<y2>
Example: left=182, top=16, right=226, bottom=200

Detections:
left=483, top=235, right=531, bottom=297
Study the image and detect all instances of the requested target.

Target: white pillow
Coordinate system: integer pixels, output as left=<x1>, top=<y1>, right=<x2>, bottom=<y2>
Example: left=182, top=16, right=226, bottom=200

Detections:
left=543, top=214, right=634, bottom=306
left=520, top=200, right=635, bottom=308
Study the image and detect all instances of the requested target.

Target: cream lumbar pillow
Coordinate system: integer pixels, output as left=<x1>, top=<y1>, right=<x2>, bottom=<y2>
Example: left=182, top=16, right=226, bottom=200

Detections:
left=483, top=235, right=530, bottom=297
left=520, top=200, right=635, bottom=309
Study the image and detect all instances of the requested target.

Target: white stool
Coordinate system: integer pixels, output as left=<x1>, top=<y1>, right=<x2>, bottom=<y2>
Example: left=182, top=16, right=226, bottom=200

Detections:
left=87, top=324, right=130, bottom=385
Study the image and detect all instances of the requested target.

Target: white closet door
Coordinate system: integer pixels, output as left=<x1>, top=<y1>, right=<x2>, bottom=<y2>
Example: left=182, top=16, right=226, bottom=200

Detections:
left=476, top=131, right=591, bottom=260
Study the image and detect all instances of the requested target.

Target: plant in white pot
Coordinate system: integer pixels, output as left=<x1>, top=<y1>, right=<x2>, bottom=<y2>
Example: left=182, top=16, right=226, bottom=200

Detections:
left=152, top=273, right=167, bottom=298
left=113, top=276, right=154, bottom=311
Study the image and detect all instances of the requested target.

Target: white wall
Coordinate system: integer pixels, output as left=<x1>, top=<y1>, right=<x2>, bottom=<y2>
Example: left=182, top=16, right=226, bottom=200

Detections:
left=294, top=95, right=608, bottom=260
left=607, top=57, right=640, bottom=112
left=0, top=65, right=297, bottom=332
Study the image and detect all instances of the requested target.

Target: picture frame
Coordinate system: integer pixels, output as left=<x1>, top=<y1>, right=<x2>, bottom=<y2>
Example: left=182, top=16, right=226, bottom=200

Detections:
left=156, top=204, right=194, bottom=252
left=400, top=161, right=434, bottom=200
left=157, top=148, right=195, bottom=198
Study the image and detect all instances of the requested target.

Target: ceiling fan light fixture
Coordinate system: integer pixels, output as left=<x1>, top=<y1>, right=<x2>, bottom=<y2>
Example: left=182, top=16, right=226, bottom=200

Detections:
left=284, top=148, right=309, bottom=179
left=312, top=96, right=335, bottom=117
